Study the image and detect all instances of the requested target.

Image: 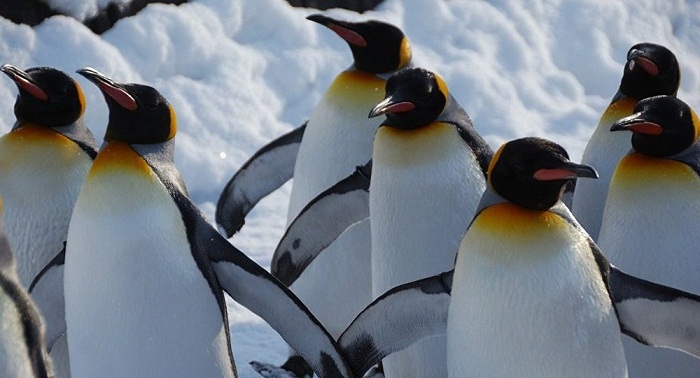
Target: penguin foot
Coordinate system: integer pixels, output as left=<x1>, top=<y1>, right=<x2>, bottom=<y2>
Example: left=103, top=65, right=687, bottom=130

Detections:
left=249, top=361, right=310, bottom=378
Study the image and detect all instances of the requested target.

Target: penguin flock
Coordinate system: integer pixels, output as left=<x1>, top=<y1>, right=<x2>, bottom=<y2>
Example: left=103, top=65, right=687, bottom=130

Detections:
left=1, top=13, right=700, bottom=378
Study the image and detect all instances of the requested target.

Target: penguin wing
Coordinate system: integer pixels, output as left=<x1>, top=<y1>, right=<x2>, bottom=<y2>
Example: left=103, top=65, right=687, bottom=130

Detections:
left=201, top=218, right=353, bottom=378
left=338, top=270, right=453, bottom=377
left=609, top=265, right=700, bottom=358
left=215, top=123, right=306, bottom=237
left=439, top=95, right=493, bottom=175
left=271, top=161, right=372, bottom=286
left=28, top=247, right=66, bottom=350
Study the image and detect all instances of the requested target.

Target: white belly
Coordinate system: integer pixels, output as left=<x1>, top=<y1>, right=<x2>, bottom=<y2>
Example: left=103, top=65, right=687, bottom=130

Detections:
left=0, top=127, right=91, bottom=287
left=448, top=204, right=627, bottom=378
left=371, top=123, right=485, bottom=377
left=285, top=70, right=384, bottom=338
left=65, top=150, right=233, bottom=378
left=287, top=70, right=385, bottom=219
left=574, top=98, right=636, bottom=240
left=598, top=154, right=700, bottom=377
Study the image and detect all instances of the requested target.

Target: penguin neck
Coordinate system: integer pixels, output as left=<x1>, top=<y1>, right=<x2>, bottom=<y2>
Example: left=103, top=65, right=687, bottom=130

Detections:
left=350, top=60, right=412, bottom=81
left=668, top=139, right=700, bottom=176
left=132, top=139, right=188, bottom=197
left=52, top=118, right=98, bottom=158
left=474, top=186, right=571, bottom=225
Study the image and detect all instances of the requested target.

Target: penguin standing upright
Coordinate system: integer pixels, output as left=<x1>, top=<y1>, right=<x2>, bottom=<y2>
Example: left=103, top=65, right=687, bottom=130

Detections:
left=64, top=68, right=353, bottom=378
left=445, top=137, right=630, bottom=377
left=366, top=67, right=491, bottom=377
left=0, top=198, right=53, bottom=378
left=0, top=64, right=98, bottom=378
left=598, top=95, right=700, bottom=377
left=336, top=138, right=700, bottom=378
left=572, top=43, right=679, bottom=240
left=217, top=15, right=413, bottom=376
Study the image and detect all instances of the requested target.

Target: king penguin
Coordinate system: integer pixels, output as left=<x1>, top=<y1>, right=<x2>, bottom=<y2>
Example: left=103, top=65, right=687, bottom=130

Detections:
left=335, top=141, right=700, bottom=378
left=0, top=64, right=98, bottom=378
left=222, top=15, right=413, bottom=377
left=442, top=137, right=632, bottom=377
left=64, top=68, right=353, bottom=378
left=597, top=95, right=700, bottom=377
left=365, top=66, right=491, bottom=377
left=0, top=197, right=54, bottom=378
left=572, top=43, right=679, bottom=240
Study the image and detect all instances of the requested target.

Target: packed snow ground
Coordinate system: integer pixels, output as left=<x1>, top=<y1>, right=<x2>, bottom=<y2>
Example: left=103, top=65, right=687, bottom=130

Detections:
left=1, top=0, right=700, bottom=376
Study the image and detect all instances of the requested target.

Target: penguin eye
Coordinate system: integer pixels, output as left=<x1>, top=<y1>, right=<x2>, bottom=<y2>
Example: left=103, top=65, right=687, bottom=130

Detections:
left=146, top=102, right=157, bottom=111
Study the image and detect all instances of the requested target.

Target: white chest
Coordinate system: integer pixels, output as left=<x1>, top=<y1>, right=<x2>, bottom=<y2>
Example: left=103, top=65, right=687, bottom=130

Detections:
left=370, top=123, right=485, bottom=292
left=598, top=154, right=700, bottom=292
left=289, top=70, right=386, bottom=219
left=64, top=145, right=233, bottom=378
left=448, top=204, right=626, bottom=378
left=0, top=128, right=91, bottom=286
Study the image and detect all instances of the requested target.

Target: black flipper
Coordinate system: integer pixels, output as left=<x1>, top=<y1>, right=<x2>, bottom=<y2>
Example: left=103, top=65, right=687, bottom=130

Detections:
left=188, top=207, right=353, bottom=378
left=271, top=161, right=372, bottom=286
left=338, top=270, right=453, bottom=377
left=216, top=123, right=306, bottom=237
left=609, top=265, right=700, bottom=358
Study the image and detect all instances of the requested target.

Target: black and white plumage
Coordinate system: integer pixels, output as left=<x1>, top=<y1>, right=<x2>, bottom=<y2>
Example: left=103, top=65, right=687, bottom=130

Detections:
left=64, top=68, right=353, bottom=378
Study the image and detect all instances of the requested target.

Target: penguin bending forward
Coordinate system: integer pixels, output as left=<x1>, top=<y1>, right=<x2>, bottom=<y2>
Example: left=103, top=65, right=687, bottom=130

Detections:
left=572, top=43, right=679, bottom=240
left=0, top=64, right=98, bottom=378
left=337, top=137, right=700, bottom=377
left=63, top=68, right=352, bottom=378
left=598, top=95, right=700, bottom=377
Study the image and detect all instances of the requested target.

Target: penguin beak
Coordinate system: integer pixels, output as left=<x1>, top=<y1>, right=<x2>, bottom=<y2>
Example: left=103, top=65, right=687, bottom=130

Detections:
left=627, top=49, right=659, bottom=76
left=76, top=67, right=137, bottom=111
left=1, top=64, right=49, bottom=101
left=610, top=112, right=664, bottom=135
left=368, top=96, right=415, bottom=118
left=307, top=14, right=367, bottom=47
left=533, top=162, right=598, bottom=181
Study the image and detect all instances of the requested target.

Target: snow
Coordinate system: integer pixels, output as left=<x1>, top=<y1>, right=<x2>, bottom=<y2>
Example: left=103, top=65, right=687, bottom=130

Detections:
left=1, top=0, right=700, bottom=376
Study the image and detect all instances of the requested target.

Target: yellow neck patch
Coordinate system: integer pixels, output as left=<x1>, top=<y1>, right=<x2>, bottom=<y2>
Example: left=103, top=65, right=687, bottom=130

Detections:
left=602, top=97, right=638, bottom=123
left=613, top=153, right=697, bottom=186
left=5, top=124, right=70, bottom=146
left=88, top=141, right=153, bottom=180
left=327, top=70, right=386, bottom=106
left=374, top=122, right=461, bottom=166
left=472, top=203, right=567, bottom=240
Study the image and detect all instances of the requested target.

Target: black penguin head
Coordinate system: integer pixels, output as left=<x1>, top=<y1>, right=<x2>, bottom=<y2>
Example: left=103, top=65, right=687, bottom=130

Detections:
left=611, top=95, right=699, bottom=158
left=618, top=43, right=680, bottom=100
left=488, top=137, right=598, bottom=211
left=368, top=67, right=448, bottom=130
left=307, top=14, right=411, bottom=74
left=1, top=64, right=86, bottom=127
left=77, top=67, right=176, bottom=144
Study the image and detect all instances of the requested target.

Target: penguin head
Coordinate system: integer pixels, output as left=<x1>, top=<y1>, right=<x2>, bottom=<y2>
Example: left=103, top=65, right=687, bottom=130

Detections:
left=1, top=64, right=86, bottom=127
left=488, top=137, right=598, bottom=211
left=611, top=95, right=699, bottom=158
left=77, top=67, right=176, bottom=145
left=307, top=14, right=411, bottom=74
left=368, top=67, right=448, bottom=130
left=618, top=43, right=680, bottom=100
